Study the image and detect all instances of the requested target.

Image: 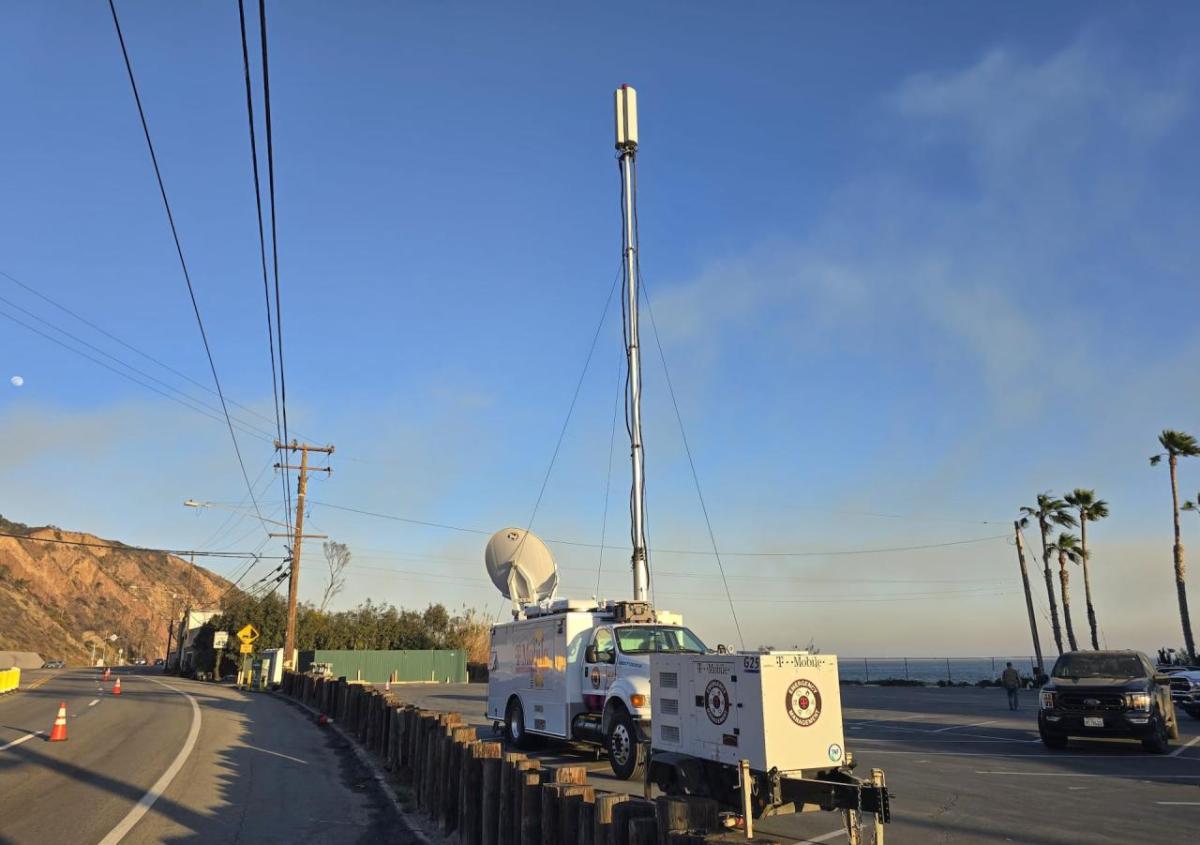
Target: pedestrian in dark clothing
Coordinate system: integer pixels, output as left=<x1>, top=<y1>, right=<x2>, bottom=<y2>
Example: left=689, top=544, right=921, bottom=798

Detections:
left=1001, top=662, right=1021, bottom=710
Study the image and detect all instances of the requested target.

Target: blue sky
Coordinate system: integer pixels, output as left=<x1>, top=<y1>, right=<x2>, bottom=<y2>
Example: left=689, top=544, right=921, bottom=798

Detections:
left=2, top=2, right=1199, bottom=656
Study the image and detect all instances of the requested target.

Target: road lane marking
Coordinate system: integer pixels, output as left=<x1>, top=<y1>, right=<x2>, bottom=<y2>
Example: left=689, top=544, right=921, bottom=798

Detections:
left=242, top=744, right=308, bottom=765
left=1169, top=736, right=1200, bottom=758
left=1157, top=801, right=1200, bottom=805
left=97, top=678, right=201, bottom=845
left=799, top=829, right=846, bottom=843
left=930, top=719, right=998, bottom=733
left=89, top=699, right=100, bottom=707
left=0, top=730, right=45, bottom=751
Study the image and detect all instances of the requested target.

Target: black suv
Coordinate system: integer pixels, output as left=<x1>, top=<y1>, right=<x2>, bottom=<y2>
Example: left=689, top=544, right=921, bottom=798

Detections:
left=1038, top=650, right=1178, bottom=753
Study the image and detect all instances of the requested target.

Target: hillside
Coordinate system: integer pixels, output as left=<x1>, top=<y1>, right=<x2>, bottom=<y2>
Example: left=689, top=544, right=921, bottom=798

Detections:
left=0, top=513, right=232, bottom=665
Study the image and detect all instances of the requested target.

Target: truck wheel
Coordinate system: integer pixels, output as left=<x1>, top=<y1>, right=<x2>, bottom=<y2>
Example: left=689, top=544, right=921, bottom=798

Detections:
left=1143, top=718, right=1171, bottom=754
left=607, top=707, right=645, bottom=781
left=1039, top=727, right=1068, bottom=750
left=505, top=697, right=533, bottom=750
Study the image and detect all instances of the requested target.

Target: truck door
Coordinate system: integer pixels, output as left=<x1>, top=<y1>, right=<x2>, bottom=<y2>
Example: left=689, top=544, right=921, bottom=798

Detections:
left=583, top=627, right=615, bottom=712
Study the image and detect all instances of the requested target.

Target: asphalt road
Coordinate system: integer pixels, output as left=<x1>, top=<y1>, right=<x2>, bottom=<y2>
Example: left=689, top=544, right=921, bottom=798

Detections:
left=0, top=668, right=403, bottom=845
left=389, top=681, right=1200, bottom=844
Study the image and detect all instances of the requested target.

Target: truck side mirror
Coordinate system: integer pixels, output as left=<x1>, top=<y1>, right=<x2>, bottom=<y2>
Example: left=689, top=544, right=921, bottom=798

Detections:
left=585, top=644, right=598, bottom=663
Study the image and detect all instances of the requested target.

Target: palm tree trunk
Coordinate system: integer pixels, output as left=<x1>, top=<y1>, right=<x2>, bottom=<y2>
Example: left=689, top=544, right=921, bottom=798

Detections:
left=1014, top=522, right=1045, bottom=676
left=1080, top=516, right=1099, bottom=649
left=1059, top=550, right=1078, bottom=651
left=1170, top=455, right=1197, bottom=661
left=1039, top=517, right=1064, bottom=654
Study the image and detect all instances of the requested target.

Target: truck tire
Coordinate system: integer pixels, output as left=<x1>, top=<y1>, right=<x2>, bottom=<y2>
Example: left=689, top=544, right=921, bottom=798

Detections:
left=505, top=697, right=534, bottom=750
left=1143, top=717, right=1171, bottom=754
left=1039, top=727, right=1068, bottom=750
left=606, top=706, right=645, bottom=781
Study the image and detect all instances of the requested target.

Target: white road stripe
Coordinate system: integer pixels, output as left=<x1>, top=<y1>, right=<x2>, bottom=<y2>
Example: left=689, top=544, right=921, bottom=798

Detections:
left=89, top=699, right=100, bottom=707
left=1157, top=801, right=1200, bottom=805
left=96, top=678, right=202, bottom=845
left=241, top=744, right=308, bottom=765
left=1169, top=735, right=1200, bottom=758
left=930, top=719, right=998, bottom=733
left=0, top=730, right=45, bottom=751
left=798, top=829, right=846, bottom=843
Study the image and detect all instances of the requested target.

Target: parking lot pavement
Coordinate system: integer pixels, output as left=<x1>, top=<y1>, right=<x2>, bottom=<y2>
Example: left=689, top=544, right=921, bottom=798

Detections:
left=386, top=682, right=1200, bottom=844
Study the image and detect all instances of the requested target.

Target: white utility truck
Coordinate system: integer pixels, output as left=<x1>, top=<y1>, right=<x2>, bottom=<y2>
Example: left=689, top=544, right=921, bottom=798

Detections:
left=485, top=529, right=707, bottom=779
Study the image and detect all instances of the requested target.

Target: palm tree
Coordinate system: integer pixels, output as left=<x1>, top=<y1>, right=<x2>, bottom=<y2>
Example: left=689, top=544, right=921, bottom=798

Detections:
left=1020, top=494, right=1077, bottom=654
left=1048, top=532, right=1083, bottom=651
left=1151, top=430, right=1200, bottom=662
left=1065, top=489, right=1109, bottom=650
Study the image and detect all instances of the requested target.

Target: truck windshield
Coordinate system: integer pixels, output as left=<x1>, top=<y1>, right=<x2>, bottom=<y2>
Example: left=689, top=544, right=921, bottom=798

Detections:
left=615, top=625, right=707, bottom=655
left=1052, top=653, right=1146, bottom=679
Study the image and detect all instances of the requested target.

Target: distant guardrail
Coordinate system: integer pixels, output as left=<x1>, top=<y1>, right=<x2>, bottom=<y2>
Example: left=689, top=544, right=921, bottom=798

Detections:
left=840, top=656, right=1041, bottom=684
left=0, top=667, right=20, bottom=694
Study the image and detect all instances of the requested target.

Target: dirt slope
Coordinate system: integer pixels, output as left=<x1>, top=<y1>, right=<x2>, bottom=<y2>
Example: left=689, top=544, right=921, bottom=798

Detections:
left=0, top=514, right=231, bottom=665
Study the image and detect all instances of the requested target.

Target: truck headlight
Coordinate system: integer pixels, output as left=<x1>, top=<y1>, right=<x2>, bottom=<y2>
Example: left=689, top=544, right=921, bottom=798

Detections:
left=1039, top=691, right=1055, bottom=710
left=630, top=693, right=648, bottom=709
left=1126, top=693, right=1151, bottom=711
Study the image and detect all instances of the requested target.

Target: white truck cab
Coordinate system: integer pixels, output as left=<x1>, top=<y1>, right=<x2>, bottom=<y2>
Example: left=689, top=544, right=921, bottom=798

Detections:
left=487, top=599, right=706, bottom=779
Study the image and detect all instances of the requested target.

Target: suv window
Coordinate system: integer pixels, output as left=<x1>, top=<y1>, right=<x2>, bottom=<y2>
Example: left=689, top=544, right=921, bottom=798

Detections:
left=1052, top=653, right=1147, bottom=679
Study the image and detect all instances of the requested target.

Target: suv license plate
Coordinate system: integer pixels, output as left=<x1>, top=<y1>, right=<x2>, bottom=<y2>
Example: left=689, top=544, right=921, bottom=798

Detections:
left=1084, top=716, right=1104, bottom=728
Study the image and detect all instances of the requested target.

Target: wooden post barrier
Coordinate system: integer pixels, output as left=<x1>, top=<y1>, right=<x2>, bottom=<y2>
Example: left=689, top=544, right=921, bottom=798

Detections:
left=627, top=817, right=658, bottom=845
left=577, top=793, right=596, bottom=845
left=541, top=784, right=564, bottom=845
left=443, top=726, right=477, bottom=833
left=594, top=793, right=629, bottom=845
left=611, top=800, right=656, bottom=845
left=481, top=748, right=504, bottom=845
left=519, top=769, right=544, bottom=845
left=460, top=741, right=502, bottom=845
left=654, top=797, right=718, bottom=845
left=560, top=785, right=594, bottom=845
left=498, top=752, right=527, bottom=845
left=433, top=716, right=462, bottom=826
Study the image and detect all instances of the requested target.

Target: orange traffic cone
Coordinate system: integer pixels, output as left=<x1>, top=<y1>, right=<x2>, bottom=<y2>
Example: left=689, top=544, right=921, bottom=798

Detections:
left=49, top=702, right=68, bottom=742
left=112, top=676, right=122, bottom=696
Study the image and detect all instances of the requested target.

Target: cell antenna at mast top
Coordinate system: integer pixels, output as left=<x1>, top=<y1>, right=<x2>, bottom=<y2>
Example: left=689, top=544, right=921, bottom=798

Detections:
left=615, top=84, right=638, bottom=150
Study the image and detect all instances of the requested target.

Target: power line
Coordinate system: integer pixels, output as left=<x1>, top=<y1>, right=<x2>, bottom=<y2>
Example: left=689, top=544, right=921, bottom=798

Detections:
left=237, top=0, right=292, bottom=545
left=0, top=268, right=283, bottom=434
left=107, top=0, right=271, bottom=539
left=256, top=0, right=295, bottom=541
left=307, top=498, right=1009, bottom=558
left=0, top=292, right=277, bottom=441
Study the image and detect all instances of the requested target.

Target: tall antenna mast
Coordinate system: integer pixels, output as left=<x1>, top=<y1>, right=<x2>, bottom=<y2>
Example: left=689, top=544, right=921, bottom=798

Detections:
left=615, top=84, right=649, bottom=603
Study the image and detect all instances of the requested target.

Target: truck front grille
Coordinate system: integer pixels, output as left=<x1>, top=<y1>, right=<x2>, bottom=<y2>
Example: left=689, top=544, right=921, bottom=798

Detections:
left=1057, top=692, right=1125, bottom=712
left=1170, top=677, right=1193, bottom=694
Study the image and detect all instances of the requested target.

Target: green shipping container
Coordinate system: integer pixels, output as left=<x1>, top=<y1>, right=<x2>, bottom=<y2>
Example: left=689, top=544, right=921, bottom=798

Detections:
left=296, top=649, right=467, bottom=684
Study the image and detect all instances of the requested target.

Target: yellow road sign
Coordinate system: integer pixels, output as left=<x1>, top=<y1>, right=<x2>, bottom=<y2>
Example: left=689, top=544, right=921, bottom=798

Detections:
left=239, top=642, right=254, bottom=654
left=237, top=624, right=260, bottom=644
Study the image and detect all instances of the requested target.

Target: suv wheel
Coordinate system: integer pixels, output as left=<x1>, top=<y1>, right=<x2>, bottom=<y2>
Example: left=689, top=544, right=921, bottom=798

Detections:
left=1143, top=717, right=1171, bottom=754
left=1039, top=726, right=1068, bottom=750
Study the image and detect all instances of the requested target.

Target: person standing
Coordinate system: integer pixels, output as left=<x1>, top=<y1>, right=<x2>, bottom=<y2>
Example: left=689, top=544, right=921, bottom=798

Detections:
left=1002, top=662, right=1021, bottom=710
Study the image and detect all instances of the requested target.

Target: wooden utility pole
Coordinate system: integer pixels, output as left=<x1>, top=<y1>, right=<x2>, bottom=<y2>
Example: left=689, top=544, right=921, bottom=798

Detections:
left=1014, top=521, right=1045, bottom=679
left=274, top=440, right=334, bottom=669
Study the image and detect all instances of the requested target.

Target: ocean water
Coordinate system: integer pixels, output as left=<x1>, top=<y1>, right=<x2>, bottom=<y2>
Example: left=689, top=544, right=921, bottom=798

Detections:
left=837, top=656, right=1041, bottom=684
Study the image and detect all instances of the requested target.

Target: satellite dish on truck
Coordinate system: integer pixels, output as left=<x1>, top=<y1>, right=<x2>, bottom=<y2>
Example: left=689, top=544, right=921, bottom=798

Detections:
left=485, top=528, right=559, bottom=616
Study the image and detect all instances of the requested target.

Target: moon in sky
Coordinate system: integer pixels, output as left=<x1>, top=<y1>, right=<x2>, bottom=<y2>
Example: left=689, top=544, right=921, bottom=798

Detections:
left=10, top=376, right=23, bottom=387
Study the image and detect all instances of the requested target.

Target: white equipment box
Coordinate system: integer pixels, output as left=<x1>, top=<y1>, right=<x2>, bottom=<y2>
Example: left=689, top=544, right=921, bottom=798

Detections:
left=651, top=650, right=847, bottom=773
